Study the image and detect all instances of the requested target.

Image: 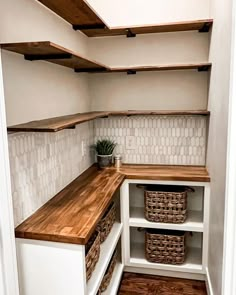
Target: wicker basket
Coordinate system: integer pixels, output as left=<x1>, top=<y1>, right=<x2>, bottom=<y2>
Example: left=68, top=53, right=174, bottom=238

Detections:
left=142, top=185, right=194, bottom=224
left=85, top=231, right=101, bottom=281
left=97, top=202, right=116, bottom=243
left=98, top=250, right=117, bottom=293
left=145, top=229, right=186, bottom=265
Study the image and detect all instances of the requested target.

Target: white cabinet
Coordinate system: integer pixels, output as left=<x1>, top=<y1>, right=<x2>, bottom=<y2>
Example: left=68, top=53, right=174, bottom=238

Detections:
left=120, top=179, right=210, bottom=281
left=16, top=223, right=123, bottom=295
left=16, top=178, right=210, bottom=295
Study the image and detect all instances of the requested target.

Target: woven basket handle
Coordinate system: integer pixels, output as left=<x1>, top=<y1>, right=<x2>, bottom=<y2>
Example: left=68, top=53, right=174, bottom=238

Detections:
left=137, top=227, right=146, bottom=232
left=136, top=184, right=147, bottom=189
left=184, top=187, right=195, bottom=193
left=137, top=184, right=194, bottom=193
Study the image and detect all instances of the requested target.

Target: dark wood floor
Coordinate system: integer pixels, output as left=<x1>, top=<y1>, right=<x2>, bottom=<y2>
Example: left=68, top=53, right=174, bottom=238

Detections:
left=118, top=273, right=207, bottom=295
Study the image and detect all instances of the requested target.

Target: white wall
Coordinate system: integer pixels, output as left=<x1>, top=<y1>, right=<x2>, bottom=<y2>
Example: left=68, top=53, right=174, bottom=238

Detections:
left=0, top=0, right=89, bottom=126
left=88, top=32, right=210, bottom=111
left=86, top=0, right=210, bottom=27
left=0, top=51, right=19, bottom=295
left=207, top=0, right=233, bottom=293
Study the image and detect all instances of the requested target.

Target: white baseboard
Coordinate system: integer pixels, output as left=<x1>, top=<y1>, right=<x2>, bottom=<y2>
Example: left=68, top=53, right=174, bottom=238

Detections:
left=206, top=267, right=214, bottom=295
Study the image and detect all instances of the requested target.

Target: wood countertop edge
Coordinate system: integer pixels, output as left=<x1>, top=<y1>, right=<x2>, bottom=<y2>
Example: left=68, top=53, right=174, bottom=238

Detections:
left=124, top=174, right=210, bottom=182
left=15, top=165, right=210, bottom=245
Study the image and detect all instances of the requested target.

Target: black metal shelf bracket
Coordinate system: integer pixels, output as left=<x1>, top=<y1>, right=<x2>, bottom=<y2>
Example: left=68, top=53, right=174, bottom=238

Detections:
left=126, top=29, right=136, bottom=38
left=24, top=53, right=72, bottom=61
left=66, top=126, right=76, bottom=129
left=199, top=22, right=212, bottom=33
left=198, top=65, right=211, bottom=72
left=127, top=70, right=137, bottom=75
left=74, top=67, right=107, bottom=73
left=72, top=24, right=106, bottom=31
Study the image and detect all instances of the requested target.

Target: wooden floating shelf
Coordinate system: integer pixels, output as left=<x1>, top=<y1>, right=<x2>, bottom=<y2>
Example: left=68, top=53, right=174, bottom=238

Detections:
left=81, top=19, right=214, bottom=38
left=0, top=41, right=107, bottom=72
left=7, top=112, right=109, bottom=132
left=1, top=41, right=212, bottom=73
left=107, top=63, right=212, bottom=74
left=35, top=0, right=213, bottom=37
left=36, top=0, right=105, bottom=30
left=8, top=110, right=210, bottom=133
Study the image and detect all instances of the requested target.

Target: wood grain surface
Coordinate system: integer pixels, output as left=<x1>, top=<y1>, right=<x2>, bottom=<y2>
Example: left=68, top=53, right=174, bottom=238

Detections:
left=37, top=0, right=104, bottom=27
left=0, top=42, right=212, bottom=75
left=82, top=19, right=213, bottom=37
left=108, top=63, right=211, bottom=73
left=15, top=164, right=210, bottom=245
left=31, top=0, right=213, bottom=38
left=7, top=110, right=210, bottom=132
left=15, top=165, right=125, bottom=245
left=0, top=41, right=106, bottom=71
left=118, top=273, right=207, bottom=295
left=7, top=111, right=109, bottom=132
left=119, top=164, right=210, bottom=182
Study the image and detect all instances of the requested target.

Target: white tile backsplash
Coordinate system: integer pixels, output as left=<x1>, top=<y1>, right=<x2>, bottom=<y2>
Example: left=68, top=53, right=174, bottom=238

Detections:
left=8, top=121, right=94, bottom=226
left=94, top=116, right=207, bottom=165
left=8, top=115, right=208, bottom=226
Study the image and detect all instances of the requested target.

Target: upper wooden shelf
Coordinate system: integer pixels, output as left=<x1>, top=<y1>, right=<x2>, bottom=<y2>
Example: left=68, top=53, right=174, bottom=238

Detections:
left=0, top=41, right=107, bottom=72
left=1, top=42, right=211, bottom=73
left=7, top=112, right=109, bottom=132
left=7, top=110, right=210, bottom=133
left=37, top=0, right=105, bottom=30
left=35, top=0, right=213, bottom=37
left=107, top=63, right=212, bottom=74
left=81, top=19, right=214, bottom=38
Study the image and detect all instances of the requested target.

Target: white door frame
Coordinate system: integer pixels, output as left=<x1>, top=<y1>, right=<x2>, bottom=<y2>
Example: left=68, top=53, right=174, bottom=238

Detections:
left=0, top=50, right=19, bottom=295
left=222, top=3, right=236, bottom=295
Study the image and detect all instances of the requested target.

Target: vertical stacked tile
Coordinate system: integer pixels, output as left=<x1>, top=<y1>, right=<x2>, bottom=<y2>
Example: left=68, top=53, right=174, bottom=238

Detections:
left=94, top=116, right=207, bottom=165
left=8, top=121, right=95, bottom=226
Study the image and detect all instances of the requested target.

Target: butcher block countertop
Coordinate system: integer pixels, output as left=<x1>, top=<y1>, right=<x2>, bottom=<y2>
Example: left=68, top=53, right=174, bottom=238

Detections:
left=15, top=164, right=210, bottom=245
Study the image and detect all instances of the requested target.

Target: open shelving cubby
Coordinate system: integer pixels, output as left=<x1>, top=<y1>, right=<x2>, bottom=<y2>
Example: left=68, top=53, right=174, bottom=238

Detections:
left=87, top=222, right=123, bottom=295
left=120, top=179, right=210, bottom=280
left=129, top=227, right=203, bottom=274
left=129, top=184, right=204, bottom=233
left=86, top=190, right=123, bottom=295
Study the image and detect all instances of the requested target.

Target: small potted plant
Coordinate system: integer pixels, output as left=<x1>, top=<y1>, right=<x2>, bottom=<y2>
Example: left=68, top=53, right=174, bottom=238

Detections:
left=94, top=139, right=117, bottom=168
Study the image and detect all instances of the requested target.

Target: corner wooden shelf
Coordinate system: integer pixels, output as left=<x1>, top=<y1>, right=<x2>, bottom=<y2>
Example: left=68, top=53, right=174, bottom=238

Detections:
left=81, top=19, right=214, bottom=38
left=7, top=110, right=210, bottom=133
left=34, top=0, right=213, bottom=37
left=37, top=0, right=105, bottom=31
left=7, top=112, right=109, bottom=132
left=1, top=41, right=211, bottom=74
left=0, top=41, right=107, bottom=72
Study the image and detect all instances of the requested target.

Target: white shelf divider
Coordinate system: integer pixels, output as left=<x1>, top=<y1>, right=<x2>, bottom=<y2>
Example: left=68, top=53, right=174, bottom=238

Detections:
left=129, top=207, right=204, bottom=232
left=102, top=262, right=124, bottom=295
left=87, top=222, right=123, bottom=295
left=128, top=243, right=203, bottom=274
